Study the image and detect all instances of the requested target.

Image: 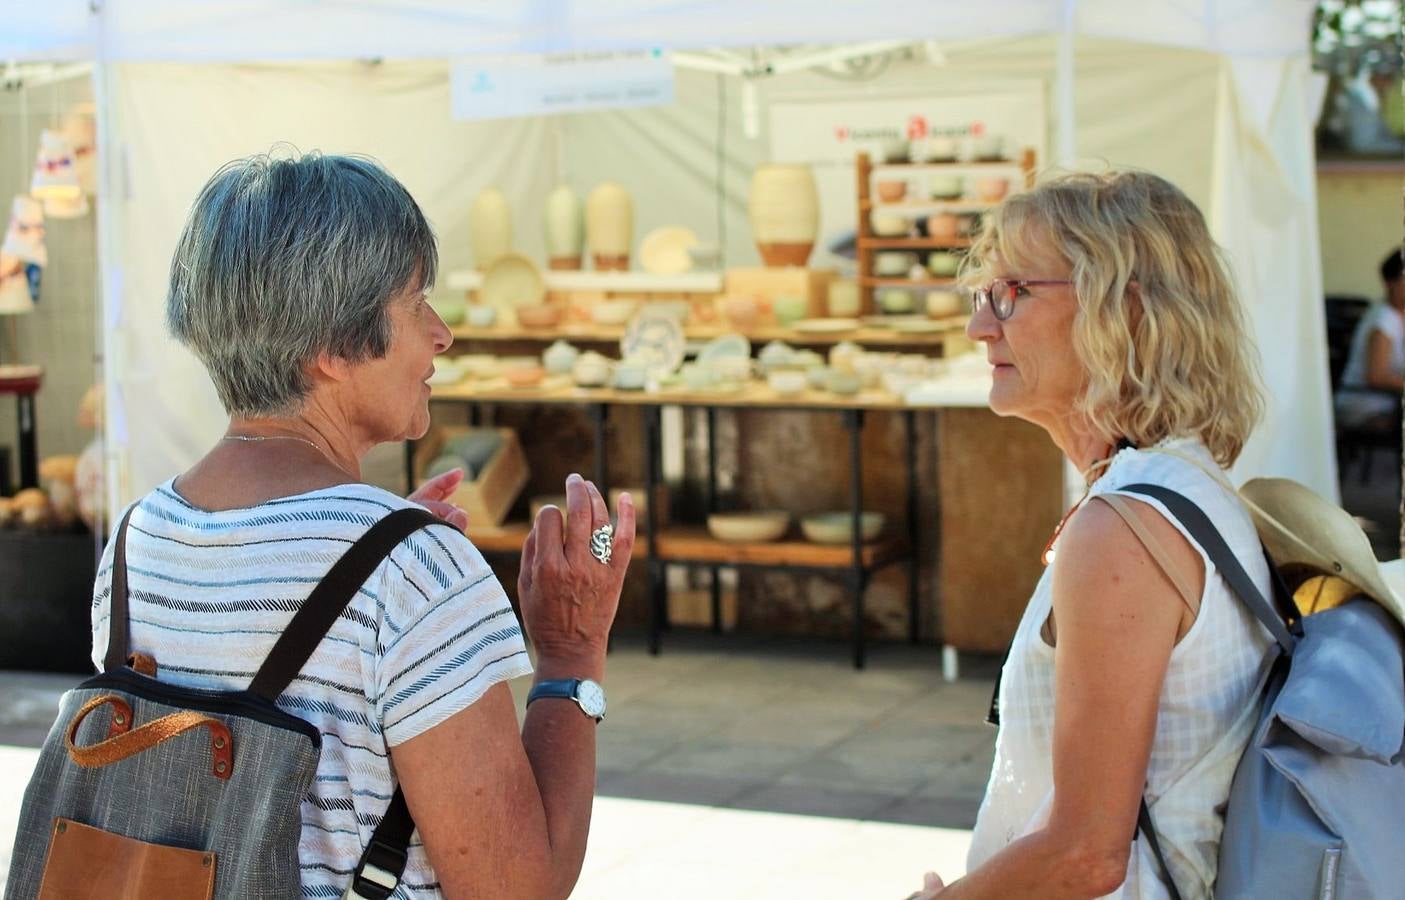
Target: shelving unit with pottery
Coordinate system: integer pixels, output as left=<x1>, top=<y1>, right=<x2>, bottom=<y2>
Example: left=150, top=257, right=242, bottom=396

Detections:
left=854, top=148, right=1037, bottom=335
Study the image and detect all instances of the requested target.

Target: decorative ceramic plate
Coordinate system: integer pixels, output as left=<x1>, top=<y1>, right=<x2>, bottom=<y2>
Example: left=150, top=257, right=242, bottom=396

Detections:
left=792, top=318, right=861, bottom=334
left=638, top=226, right=700, bottom=275
left=479, top=253, right=545, bottom=310
left=621, top=310, right=686, bottom=380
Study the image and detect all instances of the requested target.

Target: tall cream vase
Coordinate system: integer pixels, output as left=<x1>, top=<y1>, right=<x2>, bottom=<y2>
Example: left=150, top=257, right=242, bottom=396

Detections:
left=586, top=182, right=633, bottom=271
left=470, top=188, right=513, bottom=271
left=544, top=185, right=584, bottom=270
left=748, top=164, right=818, bottom=267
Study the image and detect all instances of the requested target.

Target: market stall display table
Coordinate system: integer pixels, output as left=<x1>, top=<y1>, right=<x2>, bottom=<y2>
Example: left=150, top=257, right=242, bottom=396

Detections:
left=0, top=365, right=42, bottom=492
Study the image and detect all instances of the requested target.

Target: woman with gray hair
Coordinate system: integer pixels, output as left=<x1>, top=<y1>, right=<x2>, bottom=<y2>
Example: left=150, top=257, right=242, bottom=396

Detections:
left=93, top=151, right=633, bottom=897
left=910, top=171, right=1274, bottom=899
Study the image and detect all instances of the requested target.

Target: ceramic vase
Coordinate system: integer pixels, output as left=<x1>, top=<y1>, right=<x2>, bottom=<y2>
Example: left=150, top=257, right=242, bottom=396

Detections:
left=748, top=164, right=818, bottom=267
left=543, top=184, right=584, bottom=270
left=470, top=188, right=513, bottom=271
left=586, top=182, right=633, bottom=271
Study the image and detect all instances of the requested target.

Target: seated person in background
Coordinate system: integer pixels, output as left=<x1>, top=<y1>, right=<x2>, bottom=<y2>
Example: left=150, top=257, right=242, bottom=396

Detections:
left=1336, top=248, right=1405, bottom=430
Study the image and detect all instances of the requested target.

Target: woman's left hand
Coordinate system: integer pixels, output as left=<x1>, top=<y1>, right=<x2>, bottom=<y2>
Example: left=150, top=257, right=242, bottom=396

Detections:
left=407, top=468, right=469, bottom=532
left=905, top=872, right=946, bottom=898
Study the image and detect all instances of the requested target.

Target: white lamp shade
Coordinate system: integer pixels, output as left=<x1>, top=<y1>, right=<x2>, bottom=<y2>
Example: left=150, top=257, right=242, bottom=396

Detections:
left=43, top=191, right=89, bottom=220
left=60, top=111, right=98, bottom=195
left=30, top=130, right=83, bottom=201
left=2, top=196, right=47, bottom=268
left=0, top=256, right=35, bottom=315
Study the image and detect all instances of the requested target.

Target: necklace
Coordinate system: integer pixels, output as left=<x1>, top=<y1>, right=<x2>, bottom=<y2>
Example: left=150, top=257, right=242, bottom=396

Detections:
left=222, top=434, right=325, bottom=454
left=1039, top=450, right=1118, bottom=567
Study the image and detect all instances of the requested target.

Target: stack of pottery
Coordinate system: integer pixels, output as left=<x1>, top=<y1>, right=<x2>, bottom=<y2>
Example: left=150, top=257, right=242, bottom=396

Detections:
left=748, top=164, right=818, bottom=267
left=470, top=188, right=513, bottom=270
left=586, top=182, right=633, bottom=271
left=544, top=185, right=584, bottom=270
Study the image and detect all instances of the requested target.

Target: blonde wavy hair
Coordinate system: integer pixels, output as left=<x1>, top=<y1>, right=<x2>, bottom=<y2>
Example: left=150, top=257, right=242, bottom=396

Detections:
left=962, top=170, right=1265, bottom=467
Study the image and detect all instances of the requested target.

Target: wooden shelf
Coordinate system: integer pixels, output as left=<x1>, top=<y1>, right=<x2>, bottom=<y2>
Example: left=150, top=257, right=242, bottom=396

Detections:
left=860, top=277, right=958, bottom=288
left=858, top=237, right=971, bottom=250
left=448, top=322, right=955, bottom=347
left=861, top=199, right=995, bottom=213
left=871, top=160, right=1026, bottom=173
left=445, top=269, right=722, bottom=294
left=464, top=522, right=904, bottom=570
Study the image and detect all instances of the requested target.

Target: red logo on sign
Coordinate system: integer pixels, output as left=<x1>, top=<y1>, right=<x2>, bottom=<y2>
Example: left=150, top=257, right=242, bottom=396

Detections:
left=971, top=121, right=986, bottom=137
left=906, top=115, right=928, bottom=140
left=834, top=126, right=850, bottom=141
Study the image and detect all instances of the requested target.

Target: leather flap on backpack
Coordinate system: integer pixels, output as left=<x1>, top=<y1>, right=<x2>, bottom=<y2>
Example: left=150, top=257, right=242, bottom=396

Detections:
left=1270, top=600, right=1405, bottom=765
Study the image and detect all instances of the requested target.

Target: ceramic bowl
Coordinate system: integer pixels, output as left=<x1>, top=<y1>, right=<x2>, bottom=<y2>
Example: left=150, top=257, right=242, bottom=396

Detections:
left=800, top=511, right=885, bottom=545
left=928, top=174, right=964, bottom=200
left=591, top=299, right=638, bottom=326
left=878, top=289, right=916, bottom=315
left=974, top=177, right=1009, bottom=202
left=973, top=135, right=1006, bottom=161
left=873, top=252, right=914, bottom=277
left=870, top=211, right=909, bottom=237
left=516, top=304, right=562, bottom=329
left=681, top=363, right=719, bottom=391
left=925, top=213, right=960, bottom=241
left=768, top=370, right=807, bottom=395
left=722, top=295, right=760, bottom=329
left=926, top=251, right=962, bottom=277
left=758, top=340, right=795, bottom=369
left=926, top=136, right=958, bottom=162
left=925, top=289, right=964, bottom=318
left=875, top=179, right=907, bottom=202
left=466, top=305, right=497, bottom=328
left=825, top=370, right=863, bottom=395
left=772, top=295, right=808, bottom=326
left=881, top=139, right=910, bottom=164
left=707, top=511, right=790, bottom=543
left=456, top=354, right=500, bottom=379
left=429, top=299, right=466, bottom=326
left=505, top=365, right=546, bottom=388
left=572, top=351, right=613, bottom=387
left=614, top=363, right=648, bottom=391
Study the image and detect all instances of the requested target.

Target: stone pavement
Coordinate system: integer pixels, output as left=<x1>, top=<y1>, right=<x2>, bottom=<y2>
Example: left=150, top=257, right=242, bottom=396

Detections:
left=1, top=632, right=997, bottom=896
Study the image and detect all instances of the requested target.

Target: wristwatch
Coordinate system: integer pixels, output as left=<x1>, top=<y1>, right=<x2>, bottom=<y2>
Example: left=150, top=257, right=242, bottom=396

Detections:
left=527, top=678, right=607, bottom=722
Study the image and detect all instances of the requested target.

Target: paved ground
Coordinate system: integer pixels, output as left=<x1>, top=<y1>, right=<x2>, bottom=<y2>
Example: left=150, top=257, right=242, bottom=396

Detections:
left=0, top=632, right=994, bottom=896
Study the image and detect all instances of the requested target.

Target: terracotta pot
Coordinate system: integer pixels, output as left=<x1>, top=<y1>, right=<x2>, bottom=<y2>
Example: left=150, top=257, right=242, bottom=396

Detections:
left=469, top=188, right=513, bottom=270
left=544, top=184, right=584, bottom=262
left=748, top=164, right=818, bottom=268
left=586, top=182, right=634, bottom=267
left=549, top=256, right=583, bottom=270
left=593, top=254, right=630, bottom=271
left=875, top=179, right=907, bottom=202
left=722, top=295, right=760, bottom=329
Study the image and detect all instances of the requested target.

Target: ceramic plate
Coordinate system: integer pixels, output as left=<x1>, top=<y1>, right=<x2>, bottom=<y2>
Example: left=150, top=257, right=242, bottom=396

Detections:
left=621, top=310, right=686, bottom=380
left=479, top=253, right=545, bottom=310
left=792, top=318, right=860, bottom=334
left=638, top=226, right=700, bottom=276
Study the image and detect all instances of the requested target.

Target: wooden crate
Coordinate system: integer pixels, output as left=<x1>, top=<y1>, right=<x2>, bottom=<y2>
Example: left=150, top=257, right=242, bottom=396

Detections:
left=414, top=426, right=529, bottom=528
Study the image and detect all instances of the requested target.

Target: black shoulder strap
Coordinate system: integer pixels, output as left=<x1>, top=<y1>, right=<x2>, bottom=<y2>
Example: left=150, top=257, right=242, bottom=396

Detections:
left=247, top=506, right=441, bottom=700
left=1119, top=482, right=1297, bottom=655
left=104, top=504, right=140, bottom=672
left=1138, top=799, right=1185, bottom=900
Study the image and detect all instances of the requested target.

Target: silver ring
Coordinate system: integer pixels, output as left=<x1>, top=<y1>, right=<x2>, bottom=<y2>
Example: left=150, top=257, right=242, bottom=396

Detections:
left=589, top=523, right=614, bottom=565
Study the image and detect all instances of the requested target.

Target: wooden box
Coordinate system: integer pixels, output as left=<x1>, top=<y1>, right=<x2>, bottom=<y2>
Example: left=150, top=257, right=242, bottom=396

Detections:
left=414, top=427, right=529, bottom=528
left=722, top=267, right=837, bottom=322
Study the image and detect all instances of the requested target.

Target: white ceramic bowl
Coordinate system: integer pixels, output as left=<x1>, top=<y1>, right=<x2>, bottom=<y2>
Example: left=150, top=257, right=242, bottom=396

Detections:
left=591, top=299, right=638, bottom=326
left=768, top=370, right=807, bottom=395
left=707, top=511, right=791, bottom=543
left=800, top=512, right=885, bottom=545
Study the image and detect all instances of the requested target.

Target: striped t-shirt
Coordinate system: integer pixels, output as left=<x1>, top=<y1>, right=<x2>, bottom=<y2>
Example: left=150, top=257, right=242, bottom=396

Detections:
left=90, top=479, right=533, bottom=897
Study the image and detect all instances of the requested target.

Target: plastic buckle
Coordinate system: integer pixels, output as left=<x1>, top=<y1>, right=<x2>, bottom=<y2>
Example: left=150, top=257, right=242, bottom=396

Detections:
left=343, top=839, right=407, bottom=900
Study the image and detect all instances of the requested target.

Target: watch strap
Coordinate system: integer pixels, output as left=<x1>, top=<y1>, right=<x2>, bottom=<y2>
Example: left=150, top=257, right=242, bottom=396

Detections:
left=527, top=678, right=582, bottom=706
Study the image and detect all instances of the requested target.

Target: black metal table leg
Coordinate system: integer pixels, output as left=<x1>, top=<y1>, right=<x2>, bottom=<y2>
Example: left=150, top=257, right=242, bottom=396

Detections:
left=468, top=403, right=482, bottom=427
left=17, top=393, right=37, bottom=490
left=645, top=405, right=664, bottom=654
left=843, top=408, right=867, bottom=669
left=588, top=403, right=609, bottom=495
left=905, top=409, right=920, bottom=644
left=706, top=406, right=722, bottom=633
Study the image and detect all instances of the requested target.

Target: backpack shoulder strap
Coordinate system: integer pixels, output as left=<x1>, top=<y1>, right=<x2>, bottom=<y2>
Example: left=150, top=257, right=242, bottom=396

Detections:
left=247, top=506, right=441, bottom=701
left=1138, top=798, right=1185, bottom=900
left=1095, top=493, right=1202, bottom=620
left=103, top=504, right=141, bottom=672
left=1120, top=483, right=1297, bottom=655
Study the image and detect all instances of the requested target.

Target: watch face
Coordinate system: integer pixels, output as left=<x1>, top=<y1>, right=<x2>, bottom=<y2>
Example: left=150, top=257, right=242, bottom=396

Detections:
left=577, top=679, right=607, bottom=718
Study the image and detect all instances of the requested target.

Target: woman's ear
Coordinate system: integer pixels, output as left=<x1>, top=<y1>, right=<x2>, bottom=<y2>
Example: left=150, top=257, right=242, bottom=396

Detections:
left=310, top=351, right=353, bottom=385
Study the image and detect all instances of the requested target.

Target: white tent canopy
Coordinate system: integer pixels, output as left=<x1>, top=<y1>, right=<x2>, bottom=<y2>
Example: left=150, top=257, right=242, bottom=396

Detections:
left=0, top=1, right=1332, bottom=505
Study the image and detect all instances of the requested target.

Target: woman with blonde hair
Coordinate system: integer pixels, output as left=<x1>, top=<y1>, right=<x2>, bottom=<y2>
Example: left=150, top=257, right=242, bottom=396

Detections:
left=911, top=171, right=1274, bottom=898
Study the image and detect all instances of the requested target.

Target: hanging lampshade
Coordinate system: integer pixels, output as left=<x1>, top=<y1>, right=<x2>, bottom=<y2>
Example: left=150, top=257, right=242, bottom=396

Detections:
left=60, top=108, right=98, bottom=195
left=2, top=196, right=47, bottom=268
left=0, top=254, right=36, bottom=315
left=29, top=130, right=83, bottom=202
left=43, top=191, right=89, bottom=220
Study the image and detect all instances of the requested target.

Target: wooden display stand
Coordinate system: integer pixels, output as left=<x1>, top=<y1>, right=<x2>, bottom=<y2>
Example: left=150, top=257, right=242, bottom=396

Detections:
left=413, top=426, right=529, bottom=528
left=722, top=267, right=838, bottom=321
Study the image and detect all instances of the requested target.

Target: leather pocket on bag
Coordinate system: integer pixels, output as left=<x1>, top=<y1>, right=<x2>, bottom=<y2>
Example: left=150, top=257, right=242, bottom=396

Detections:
left=37, top=818, right=216, bottom=900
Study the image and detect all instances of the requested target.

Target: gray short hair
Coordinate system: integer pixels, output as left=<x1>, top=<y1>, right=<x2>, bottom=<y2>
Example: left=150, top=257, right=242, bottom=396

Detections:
left=167, top=151, right=438, bottom=417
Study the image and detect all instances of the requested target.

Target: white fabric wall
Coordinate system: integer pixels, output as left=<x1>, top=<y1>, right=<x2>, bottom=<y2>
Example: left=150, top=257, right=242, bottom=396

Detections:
left=106, top=37, right=1334, bottom=503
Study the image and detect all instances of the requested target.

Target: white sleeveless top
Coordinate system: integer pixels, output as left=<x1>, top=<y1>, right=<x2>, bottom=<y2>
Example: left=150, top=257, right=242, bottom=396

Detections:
left=967, top=439, right=1275, bottom=898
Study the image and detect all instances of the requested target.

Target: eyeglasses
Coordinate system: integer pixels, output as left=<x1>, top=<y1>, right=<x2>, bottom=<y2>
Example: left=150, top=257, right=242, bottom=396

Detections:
left=973, top=278, right=1073, bottom=321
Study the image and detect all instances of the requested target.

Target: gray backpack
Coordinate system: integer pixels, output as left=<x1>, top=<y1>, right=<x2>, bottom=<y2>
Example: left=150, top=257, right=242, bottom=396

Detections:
left=1125, top=484, right=1405, bottom=900
left=4, top=506, right=438, bottom=900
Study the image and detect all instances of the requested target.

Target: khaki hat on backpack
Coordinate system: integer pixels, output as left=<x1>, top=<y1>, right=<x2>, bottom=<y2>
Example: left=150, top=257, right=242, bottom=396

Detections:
left=1239, top=477, right=1405, bottom=628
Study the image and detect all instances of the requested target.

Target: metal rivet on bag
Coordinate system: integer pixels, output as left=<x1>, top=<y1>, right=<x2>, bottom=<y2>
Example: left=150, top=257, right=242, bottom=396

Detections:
left=216, top=761, right=227, bottom=773
left=113, top=714, right=125, bottom=725
left=56, top=822, right=66, bottom=834
left=203, top=854, right=212, bottom=867
left=214, top=737, right=225, bottom=749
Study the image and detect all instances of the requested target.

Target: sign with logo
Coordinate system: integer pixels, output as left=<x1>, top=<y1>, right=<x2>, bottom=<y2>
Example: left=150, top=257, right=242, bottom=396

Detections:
left=769, top=84, right=1046, bottom=268
left=451, top=50, right=674, bottom=121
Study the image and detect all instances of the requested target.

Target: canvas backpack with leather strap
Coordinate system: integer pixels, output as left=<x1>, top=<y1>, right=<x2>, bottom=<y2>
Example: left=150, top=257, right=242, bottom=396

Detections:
left=1117, top=484, right=1405, bottom=900
left=4, top=505, right=440, bottom=900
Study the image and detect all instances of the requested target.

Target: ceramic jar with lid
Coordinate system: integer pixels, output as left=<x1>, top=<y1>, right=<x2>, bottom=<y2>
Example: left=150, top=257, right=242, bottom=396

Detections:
left=544, top=185, right=584, bottom=270
left=469, top=188, right=513, bottom=270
